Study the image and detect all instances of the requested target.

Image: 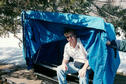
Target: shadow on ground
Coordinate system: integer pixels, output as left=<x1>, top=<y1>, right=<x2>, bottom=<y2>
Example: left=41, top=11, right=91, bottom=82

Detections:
left=114, top=73, right=126, bottom=84
left=0, top=63, right=126, bottom=84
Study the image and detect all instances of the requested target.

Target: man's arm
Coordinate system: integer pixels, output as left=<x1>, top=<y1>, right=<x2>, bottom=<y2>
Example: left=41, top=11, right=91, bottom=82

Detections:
left=79, top=40, right=89, bottom=77
left=61, top=59, right=69, bottom=71
left=82, top=60, right=89, bottom=71
left=106, top=40, right=118, bottom=49
left=78, top=60, right=89, bottom=77
left=106, top=40, right=126, bottom=52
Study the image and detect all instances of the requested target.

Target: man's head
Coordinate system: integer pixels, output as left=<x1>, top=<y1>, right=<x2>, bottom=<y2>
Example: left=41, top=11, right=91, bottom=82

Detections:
left=64, top=28, right=77, bottom=42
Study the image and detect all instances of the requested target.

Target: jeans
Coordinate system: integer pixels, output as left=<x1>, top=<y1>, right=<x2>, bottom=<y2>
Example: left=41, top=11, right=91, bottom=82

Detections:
left=57, top=62, right=90, bottom=84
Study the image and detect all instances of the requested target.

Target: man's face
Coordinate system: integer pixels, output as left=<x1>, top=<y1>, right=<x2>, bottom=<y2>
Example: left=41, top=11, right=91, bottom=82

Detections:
left=64, top=33, right=76, bottom=43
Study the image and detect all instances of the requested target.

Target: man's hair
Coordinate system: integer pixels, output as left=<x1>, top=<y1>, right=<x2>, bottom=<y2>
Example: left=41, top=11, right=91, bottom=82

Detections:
left=64, top=28, right=76, bottom=36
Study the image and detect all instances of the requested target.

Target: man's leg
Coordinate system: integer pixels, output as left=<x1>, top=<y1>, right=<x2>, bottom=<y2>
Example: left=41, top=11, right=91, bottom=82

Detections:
left=57, top=62, right=79, bottom=84
left=57, top=65, right=67, bottom=84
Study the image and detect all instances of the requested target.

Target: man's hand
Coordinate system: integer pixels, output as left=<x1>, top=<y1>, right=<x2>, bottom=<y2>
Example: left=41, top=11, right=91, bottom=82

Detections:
left=106, top=41, right=111, bottom=46
left=61, top=64, right=68, bottom=71
left=78, top=69, right=86, bottom=77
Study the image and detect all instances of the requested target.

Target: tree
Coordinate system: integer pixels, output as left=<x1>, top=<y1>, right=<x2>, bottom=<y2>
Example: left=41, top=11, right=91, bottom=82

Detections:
left=0, top=0, right=89, bottom=37
left=93, top=2, right=126, bottom=37
left=0, top=0, right=126, bottom=38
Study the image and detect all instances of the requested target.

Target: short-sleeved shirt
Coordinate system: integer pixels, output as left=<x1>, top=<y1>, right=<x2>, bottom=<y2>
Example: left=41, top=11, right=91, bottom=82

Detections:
left=119, top=40, right=126, bottom=52
left=63, top=38, right=88, bottom=63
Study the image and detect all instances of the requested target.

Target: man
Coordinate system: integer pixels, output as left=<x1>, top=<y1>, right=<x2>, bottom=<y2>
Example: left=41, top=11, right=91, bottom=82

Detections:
left=106, top=40, right=126, bottom=52
left=57, top=29, right=90, bottom=84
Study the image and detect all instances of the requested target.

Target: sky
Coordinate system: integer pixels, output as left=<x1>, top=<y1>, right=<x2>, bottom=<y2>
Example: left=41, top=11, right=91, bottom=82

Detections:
left=0, top=33, right=126, bottom=75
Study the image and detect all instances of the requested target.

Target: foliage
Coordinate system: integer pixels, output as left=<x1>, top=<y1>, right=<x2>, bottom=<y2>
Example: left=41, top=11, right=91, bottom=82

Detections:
left=98, top=4, right=126, bottom=35
left=0, top=0, right=91, bottom=37
left=0, top=0, right=126, bottom=37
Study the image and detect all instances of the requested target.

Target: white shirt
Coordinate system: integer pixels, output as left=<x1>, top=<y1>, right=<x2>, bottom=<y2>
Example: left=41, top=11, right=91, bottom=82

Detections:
left=63, top=38, right=88, bottom=63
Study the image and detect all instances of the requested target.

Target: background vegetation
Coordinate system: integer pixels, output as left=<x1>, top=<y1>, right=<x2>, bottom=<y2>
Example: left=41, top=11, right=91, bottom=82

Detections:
left=0, top=0, right=126, bottom=38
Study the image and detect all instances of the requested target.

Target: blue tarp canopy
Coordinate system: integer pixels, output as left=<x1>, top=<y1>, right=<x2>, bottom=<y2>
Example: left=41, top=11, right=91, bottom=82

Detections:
left=21, top=10, right=120, bottom=84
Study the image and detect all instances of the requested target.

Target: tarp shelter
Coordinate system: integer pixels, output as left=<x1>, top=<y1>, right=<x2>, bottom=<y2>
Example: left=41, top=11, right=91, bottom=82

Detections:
left=21, top=11, right=120, bottom=84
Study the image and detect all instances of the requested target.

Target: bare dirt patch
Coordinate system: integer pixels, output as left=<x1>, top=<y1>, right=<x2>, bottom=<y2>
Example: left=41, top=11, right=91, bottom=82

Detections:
left=0, top=64, right=42, bottom=84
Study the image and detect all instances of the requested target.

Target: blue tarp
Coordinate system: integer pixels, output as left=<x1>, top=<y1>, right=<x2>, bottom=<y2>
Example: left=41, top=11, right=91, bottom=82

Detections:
left=21, top=10, right=120, bottom=84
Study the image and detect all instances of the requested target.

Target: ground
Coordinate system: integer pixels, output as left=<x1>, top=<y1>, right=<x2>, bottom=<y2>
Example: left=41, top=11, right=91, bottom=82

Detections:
left=0, top=63, right=126, bottom=84
left=0, top=63, right=42, bottom=84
